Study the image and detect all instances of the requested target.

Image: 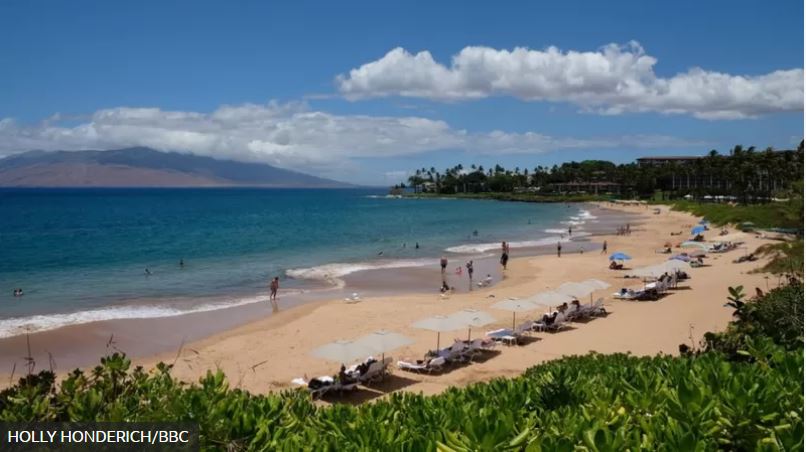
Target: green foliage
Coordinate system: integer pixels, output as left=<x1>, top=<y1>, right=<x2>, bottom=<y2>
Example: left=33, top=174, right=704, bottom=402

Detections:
left=401, top=144, right=804, bottom=201
left=704, top=283, right=804, bottom=360
left=754, top=240, right=804, bottom=279
left=671, top=200, right=804, bottom=231
left=1, top=346, right=802, bottom=450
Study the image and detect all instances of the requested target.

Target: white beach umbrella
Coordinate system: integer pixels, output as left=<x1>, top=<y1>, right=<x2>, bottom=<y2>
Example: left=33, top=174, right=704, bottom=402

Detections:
left=681, top=241, right=709, bottom=251
left=449, top=309, right=497, bottom=340
left=713, top=232, right=747, bottom=243
left=661, top=260, right=689, bottom=272
left=412, top=315, right=465, bottom=350
left=556, top=282, right=594, bottom=299
left=354, top=330, right=415, bottom=361
left=631, top=265, right=666, bottom=278
left=311, top=339, right=375, bottom=365
left=582, top=279, right=611, bottom=290
left=530, top=291, right=574, bottom=306
left=492, top=298, right=542, bottom=329
left=688, top=249, right=707, bottom=257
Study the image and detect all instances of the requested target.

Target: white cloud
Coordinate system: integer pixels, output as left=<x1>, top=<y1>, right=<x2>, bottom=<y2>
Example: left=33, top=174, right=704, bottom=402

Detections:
left=0, top=101, right=707, bottom=179
left=336, top=42, right=804, bottom=119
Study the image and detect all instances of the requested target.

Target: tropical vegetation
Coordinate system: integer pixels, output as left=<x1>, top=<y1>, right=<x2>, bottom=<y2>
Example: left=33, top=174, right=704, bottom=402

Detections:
left=399, top=143, right=804, bottom=201
left=1, top=282, right=802, bottom=450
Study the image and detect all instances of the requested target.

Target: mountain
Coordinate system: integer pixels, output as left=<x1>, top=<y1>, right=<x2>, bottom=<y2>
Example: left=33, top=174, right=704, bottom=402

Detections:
left=0, top=148, right=353, bottom=188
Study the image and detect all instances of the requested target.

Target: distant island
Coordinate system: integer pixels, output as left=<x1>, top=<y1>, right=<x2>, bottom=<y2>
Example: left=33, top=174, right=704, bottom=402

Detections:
left=0, top=147, right=353, bottom=188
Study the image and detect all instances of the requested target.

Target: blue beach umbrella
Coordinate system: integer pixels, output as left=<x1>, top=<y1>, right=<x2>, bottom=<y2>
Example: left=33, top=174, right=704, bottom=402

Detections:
left=691, top=225, right=706, bottom=235
left=609, top=252, right=632, bottom=261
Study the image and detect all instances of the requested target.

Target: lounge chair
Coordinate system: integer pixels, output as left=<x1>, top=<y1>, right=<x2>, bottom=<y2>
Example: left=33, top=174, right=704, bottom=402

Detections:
left=486, top=322, right=531, bottom=345
left=397, top=356, right=446, bottom=373
left=613, top=289, right=639, bottom=300
left=358, top=357, right=393, bottom=385
left=291, top=375, right=358, bottom=399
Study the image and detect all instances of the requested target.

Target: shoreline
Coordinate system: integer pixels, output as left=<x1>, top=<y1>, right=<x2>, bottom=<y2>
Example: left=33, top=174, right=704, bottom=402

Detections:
left=1, top=203, right=774, bottom=398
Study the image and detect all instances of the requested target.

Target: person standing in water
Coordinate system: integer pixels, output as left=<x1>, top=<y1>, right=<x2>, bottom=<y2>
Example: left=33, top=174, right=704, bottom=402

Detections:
left=466, top=260, right=474, bottom=281
left=557, top=242, right=562, bottom=258
left=179, top=258, right=185, bottom=269
left=440, top=256, right=448, bottom=274
left=269, top=277, right=280, bottom=312
left=568, top=226, right=572, bottom=236
left=145, top=268, right=151, bottom=276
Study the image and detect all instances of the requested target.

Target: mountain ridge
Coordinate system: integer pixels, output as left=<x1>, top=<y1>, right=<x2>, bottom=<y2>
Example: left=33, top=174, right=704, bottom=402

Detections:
left=0, top=147, right=353, bottom=188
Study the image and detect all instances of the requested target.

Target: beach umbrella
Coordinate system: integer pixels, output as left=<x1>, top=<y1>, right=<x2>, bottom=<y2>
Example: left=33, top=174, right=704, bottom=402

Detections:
left=661, top=260, right=689, bottom=271
left=450, top=309, right=497, bottom=340
left=412, top=315, right=465, bottom=350
left=631, top=265, right=666, bottom=278
left=581, top=279, right=611, bottom=290
left=669, top=254, right=691, bottom=262
left=530, top=291, right=574, bottom=306
left=492, top=298, right=541, bottom=329
left=609, top=252, right=632, bottom=261
left=691, top=225, right=706, bottom=235
left=354, top=330, right=414, bottom=362
left=714, top=232, right=747, bottom=243
left=688, top=249, right=707, bottom=257
left=311, top=339, right=375, bottom=365
left=681, top=241, right=709, bottom=251
left=556, top=282, right=594, bottom=299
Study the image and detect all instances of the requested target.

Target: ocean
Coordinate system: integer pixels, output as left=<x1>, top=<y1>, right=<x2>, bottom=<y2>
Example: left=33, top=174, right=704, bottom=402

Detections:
left=0, top=188, right=602, bottom=338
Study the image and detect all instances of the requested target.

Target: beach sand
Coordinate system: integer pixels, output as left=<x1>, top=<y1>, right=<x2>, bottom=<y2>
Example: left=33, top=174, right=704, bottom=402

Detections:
left=0, top=203, right=776, bottom=398
left=106, top=202, right=772, bottom=399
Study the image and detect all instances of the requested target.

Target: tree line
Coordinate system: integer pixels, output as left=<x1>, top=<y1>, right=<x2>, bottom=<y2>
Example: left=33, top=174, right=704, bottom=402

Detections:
left=397, top=142, right=804, bottom=202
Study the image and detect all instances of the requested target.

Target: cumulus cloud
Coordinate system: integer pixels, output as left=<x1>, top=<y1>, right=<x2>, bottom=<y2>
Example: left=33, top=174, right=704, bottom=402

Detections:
left=0, top=101, right=707, bottom=177
left=336, top=42, right=804, bottom=119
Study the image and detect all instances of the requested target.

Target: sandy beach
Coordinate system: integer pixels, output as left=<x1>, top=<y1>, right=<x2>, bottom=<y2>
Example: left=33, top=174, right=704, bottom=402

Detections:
left=67, top=202, right=768, bottom=400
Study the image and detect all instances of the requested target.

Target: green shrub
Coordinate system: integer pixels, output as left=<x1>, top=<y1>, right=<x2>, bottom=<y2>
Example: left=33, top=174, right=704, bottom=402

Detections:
left=0, top=345, right=801, bottom=450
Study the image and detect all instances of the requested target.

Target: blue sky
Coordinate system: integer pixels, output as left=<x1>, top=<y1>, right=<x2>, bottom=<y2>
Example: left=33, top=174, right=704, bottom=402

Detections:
left=0, top=0, right=803, bottom=185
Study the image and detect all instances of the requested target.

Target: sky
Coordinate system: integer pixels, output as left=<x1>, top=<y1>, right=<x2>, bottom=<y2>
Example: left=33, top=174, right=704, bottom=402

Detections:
left=0, top=1, right=803, bottom=185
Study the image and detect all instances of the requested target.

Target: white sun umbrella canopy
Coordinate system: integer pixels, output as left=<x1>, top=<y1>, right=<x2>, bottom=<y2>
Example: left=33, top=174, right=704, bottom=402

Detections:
left=688, top=249, right=707, bottom=257
left=555, top=282, right=594, bottom=299
left=662, top=260, right=689, bottom=272
left=582, top=279, right=611, bottom=290
left=449, top=309, right=497, bottom=340
left=311, top=339, right=376, bottom=365
left=631, top=265, right=666, bottom=278
left=412, top=315, right=466, bottom=350
left=353, top=330, right=415, bottom=361
left=529, top=291, right=574, bottom=307
left=492, top=298, right=543, bottom=329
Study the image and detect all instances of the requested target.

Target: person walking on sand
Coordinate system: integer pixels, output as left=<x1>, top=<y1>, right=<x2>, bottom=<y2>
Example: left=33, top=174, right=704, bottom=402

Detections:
left=557, top=242, right=562, bottom=257
left=500, top=243, right=509, bottom=270
left=466, top=260, right=474, bottom=280
left=440, top=256, right=448, bottom=274
left=601, top=240, right=608, bottom=254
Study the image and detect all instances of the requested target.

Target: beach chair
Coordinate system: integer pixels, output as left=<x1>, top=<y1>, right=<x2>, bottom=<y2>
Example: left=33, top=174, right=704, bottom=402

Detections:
left=544, top=312, right=570, bottom=332
left=397, top=356, right=446, bottom=374
left=292, top=375, right=357, bottom=399
left=358, top=357, right=393, bottom=385
left=613, top=290, right=638, bottom=300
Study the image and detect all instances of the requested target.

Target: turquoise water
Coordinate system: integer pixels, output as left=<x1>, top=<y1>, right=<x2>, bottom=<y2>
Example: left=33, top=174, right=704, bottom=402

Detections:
left=0, top=188, right=594, bottom=336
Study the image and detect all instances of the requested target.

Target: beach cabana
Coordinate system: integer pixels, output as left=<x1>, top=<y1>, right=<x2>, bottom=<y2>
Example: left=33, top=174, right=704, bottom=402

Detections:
left=412, top=315, right=465, bottom=350
left=609, top=252, right=632, bottom=261
left=353, top=330, right=414, bottom=362
left=492, top=298, right=542, bottom=329
left=311, top=339, right=375, bottom=365
left=449, top=309, right=497, bottom=340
